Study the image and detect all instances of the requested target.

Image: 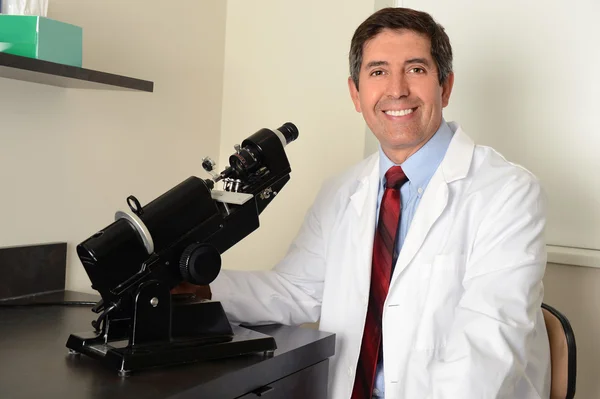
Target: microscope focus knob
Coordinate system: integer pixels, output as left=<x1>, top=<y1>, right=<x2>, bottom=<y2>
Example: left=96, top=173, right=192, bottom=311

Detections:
left=179, top=243, right=222, bottom=285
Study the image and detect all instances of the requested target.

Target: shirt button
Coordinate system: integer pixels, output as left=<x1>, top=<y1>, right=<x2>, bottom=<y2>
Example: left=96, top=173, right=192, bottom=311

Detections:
left=418, top=187, right=424, bottom=195
left=347, top=366, right=353, bottom=376
left=363, top=295, right=368, bottom=305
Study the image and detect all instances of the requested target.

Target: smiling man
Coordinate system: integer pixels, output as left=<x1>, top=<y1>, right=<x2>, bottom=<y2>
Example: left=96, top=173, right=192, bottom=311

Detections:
left=175, top=7, right=551, bottom=399
left=348, top=28, right=453, bottom=165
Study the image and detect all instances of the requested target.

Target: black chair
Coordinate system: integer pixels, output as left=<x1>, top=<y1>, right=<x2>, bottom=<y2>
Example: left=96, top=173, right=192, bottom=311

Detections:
left=541, top=303, right=577, bottom=399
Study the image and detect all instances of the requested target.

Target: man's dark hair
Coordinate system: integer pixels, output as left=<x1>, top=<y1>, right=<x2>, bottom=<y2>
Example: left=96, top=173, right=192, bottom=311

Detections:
left=349, top=7, right=453, bottom=88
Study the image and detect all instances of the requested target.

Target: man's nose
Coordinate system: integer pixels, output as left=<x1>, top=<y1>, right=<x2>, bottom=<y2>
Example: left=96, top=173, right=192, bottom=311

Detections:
left=386, top=74, right=409, bottom=98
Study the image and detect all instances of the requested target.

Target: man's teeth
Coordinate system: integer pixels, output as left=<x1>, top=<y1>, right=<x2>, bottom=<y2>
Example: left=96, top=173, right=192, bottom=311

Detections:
left=385, top=108, right=414, bottom=117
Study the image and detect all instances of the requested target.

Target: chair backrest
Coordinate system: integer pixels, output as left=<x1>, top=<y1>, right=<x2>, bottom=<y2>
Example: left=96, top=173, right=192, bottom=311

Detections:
left=542, top=303, right=577, bottom=399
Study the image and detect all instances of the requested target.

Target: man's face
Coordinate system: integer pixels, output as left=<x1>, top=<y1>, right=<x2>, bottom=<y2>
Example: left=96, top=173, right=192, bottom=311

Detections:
left=348, top=29, right=454, bottom=164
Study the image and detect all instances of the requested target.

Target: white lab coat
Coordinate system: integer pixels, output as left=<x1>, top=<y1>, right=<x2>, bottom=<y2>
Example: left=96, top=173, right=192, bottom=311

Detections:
left=211, top=122, right=551, bottom=399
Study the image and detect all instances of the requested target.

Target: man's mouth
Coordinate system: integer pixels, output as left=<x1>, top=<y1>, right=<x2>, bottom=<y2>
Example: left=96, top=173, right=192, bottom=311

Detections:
left=384, top=107, right=416, bottom=117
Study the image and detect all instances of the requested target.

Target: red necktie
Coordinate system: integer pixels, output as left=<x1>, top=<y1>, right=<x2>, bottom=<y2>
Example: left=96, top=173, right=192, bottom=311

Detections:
left=352, top=165, right=407, bottom=399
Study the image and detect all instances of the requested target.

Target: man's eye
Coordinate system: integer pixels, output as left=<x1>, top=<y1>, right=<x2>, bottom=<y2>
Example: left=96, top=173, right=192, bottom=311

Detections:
left=370, top=70, right=385, bottom=76
left=409, top=67, right=425, bottom=74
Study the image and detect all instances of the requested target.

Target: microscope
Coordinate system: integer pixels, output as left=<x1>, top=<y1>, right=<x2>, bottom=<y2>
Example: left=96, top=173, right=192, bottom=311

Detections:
left=66, top=123, right=299, bottom=376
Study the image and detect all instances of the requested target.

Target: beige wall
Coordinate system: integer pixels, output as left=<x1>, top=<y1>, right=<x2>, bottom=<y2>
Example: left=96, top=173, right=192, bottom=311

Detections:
left=0, top=0, right=227, bottom=293
left=544, top=263, right=600, bottom=399
left=217, top=0, right=375, bottom=271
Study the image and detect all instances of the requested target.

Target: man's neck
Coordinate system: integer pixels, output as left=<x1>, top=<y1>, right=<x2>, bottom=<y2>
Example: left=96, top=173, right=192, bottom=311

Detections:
left=382, top=121, right=443, bottom=165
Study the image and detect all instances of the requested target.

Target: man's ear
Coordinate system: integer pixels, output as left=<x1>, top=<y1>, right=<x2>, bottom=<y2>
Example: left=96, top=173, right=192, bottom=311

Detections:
left=441, top=72, right=454, bottom=108
left=348, top=76, right=362, bottom=113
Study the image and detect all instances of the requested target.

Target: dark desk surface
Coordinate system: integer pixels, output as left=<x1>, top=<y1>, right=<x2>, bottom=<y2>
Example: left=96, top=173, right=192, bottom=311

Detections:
left=0, top=292, right=335, bottom=399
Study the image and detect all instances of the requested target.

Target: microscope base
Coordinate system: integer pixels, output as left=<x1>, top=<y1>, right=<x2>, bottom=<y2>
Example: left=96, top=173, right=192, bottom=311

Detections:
left=66, top=324, right=277, bottom=376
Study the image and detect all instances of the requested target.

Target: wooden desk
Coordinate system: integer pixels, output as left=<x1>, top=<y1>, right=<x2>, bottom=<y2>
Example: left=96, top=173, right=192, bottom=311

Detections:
left=0, top=292, right=335, bottom=399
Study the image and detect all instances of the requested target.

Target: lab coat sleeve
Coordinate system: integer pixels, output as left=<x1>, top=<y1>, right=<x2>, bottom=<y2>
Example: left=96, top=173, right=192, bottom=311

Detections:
left=428, top=173, right=549, bottom=398
left=209, top=182, right=334, bottom=326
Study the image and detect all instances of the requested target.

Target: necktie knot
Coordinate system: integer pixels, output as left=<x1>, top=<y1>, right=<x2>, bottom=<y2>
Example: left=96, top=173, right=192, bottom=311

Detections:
left=384, top=166, right=407, bottom=189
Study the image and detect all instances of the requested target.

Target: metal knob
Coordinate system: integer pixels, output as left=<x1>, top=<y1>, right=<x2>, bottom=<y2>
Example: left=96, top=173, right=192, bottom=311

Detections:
left=202, top=157, right=216, bottom=172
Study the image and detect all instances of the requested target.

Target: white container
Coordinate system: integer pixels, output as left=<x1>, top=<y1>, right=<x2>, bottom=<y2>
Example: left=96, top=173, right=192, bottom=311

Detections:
left=1, top=0, right=48, bottom=17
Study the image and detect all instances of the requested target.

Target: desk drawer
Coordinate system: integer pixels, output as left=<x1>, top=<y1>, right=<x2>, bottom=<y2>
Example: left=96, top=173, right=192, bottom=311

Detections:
left=236, top=359, right=329, bottom=399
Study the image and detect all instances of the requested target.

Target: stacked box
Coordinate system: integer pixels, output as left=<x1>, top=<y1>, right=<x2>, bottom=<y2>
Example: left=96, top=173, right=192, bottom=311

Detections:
left=0, top=15, right=82, bottom=67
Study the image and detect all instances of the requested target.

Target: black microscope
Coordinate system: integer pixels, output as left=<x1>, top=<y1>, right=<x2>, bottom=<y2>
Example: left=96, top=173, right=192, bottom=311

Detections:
left=66, top=123, right=299, bottom=376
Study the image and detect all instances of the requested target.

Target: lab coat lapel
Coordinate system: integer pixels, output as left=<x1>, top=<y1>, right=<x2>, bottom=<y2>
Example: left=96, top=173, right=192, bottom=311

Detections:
left=391, top=172, right=449, bottom=284
left=348, top=155, right=379, bottom=300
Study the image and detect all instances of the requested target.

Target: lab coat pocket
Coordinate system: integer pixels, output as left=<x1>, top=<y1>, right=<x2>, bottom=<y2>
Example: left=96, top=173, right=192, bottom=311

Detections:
left=414, top=253, right=465, bottom=352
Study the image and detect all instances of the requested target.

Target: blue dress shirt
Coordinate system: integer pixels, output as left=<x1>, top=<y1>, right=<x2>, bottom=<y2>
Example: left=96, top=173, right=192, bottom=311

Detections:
left=372, top=120, right=454, bottom=398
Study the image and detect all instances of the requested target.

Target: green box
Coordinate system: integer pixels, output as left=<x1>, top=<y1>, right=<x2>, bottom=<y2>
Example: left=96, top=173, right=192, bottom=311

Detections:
left=0, top=15, right=82, bottom=67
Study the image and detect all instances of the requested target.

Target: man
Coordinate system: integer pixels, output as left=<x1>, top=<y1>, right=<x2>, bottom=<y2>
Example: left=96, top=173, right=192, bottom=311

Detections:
left=174, top=7, right=551, bottom=399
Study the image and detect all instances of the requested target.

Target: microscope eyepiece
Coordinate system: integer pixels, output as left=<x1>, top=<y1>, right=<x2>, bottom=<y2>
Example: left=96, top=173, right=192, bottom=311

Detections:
left=276, top=122, right=299, bottom=145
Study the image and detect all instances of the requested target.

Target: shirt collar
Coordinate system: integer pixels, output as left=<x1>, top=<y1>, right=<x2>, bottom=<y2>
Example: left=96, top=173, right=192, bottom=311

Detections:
left=378, top=119, right=454, bottom=190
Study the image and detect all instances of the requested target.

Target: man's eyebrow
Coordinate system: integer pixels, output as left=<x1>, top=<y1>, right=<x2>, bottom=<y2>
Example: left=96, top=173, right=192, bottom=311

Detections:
left=364, top=60, right=388, bottom=69
left=405, top=58, right=431, bottom=66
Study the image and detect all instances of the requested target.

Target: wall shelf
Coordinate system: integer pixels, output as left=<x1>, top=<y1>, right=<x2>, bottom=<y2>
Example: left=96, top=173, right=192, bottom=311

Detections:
left=0, top=52, right=153, bottom=92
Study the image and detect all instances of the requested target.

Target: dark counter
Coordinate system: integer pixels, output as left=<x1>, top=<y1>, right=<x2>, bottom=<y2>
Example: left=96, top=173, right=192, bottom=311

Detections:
left=0, top=292, right=335, bottom=399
